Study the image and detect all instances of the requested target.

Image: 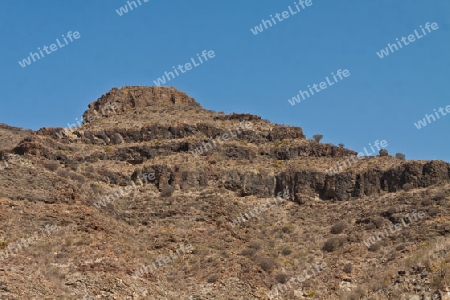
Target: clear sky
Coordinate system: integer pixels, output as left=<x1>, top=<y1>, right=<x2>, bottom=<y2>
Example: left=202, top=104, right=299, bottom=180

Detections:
left=1, top=0, right=449, bottom=162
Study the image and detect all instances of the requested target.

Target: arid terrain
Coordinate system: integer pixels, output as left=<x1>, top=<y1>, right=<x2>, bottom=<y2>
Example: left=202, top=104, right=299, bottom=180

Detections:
left=0, top=86, right=449, bottom=299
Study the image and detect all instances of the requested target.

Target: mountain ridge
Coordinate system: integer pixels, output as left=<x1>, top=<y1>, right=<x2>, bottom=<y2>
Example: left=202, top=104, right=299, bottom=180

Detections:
left=0, top=86, right=449, bottom=299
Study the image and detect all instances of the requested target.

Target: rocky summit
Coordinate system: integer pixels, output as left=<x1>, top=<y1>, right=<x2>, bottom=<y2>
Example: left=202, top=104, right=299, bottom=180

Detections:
left=0, top=86, right=449, bottom=299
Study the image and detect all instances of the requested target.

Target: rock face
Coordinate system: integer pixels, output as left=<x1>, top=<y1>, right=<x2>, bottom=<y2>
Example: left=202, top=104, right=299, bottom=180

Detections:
left=11, top=86, right=450, bottom=203
left=0, top=123, right=32, bottom=153
left=82, top=86, right=200, bottom=123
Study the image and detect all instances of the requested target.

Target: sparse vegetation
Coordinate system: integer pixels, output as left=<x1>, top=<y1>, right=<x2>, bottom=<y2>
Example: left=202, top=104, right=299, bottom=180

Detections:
left=433, top=191, right=446, bottom=201
left=305, top=290, right=316, bottom=297
left=273, top=161, right=282, bottom=168
left=281, top=248, right=292, bottom=256
left=281, top=225, right=292, bottom=234
left=379, top=149, right=388, bottom=156
left=387, top=206, right=397, bottom=215
left=56, top=169, right=85, bottom=183
left=368, top=242, right=381, bottom=252
left=274, top=140, right=289, bottom=149
left=422, top=198, right=433, bottom=206
left=255, top=257, right=276, bottom=273
left=275, top=273, right=289, bottom=284
left=373, top=217, right=384, bottom=229
left=331, top=221, right=348, bottom=234
left=395, top=153, right=406, bottom=160
left=161, top=185, right=175, bottom=197
left=43, top=161, right=59, bottom=171
left=313, top=134, right=323, bottom=143
left=68, top=172, right=85, bottom=183
left=249, top=241, right=261, bottom=250
left=430, top=257, right=450, bottom=289
left=365, top=223, right=376, bottom=230
left=429, top=207, right=441, bottom=216
left=339, top=143, right=344, bottom=156
left=323, top=237, right=345, bottom=252
left=207, top=274, right=219, bottom=283
left=56, top=169, right=70, bottom=178
left=343, top=263, right=352, bottom=274
left=403, top=183, right=413, bottom=191
left=0, top=241, right=7, bottom=249
left=241, top=248, right=257, bottom=257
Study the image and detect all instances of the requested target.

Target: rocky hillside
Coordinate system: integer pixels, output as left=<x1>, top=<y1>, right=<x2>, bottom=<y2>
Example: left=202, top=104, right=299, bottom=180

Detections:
left=0, top=86, right=449, bottom=299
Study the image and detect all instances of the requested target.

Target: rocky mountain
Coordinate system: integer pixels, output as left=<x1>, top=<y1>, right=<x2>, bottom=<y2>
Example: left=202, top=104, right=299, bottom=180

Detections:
left=0, top=86, right=449, bottom=299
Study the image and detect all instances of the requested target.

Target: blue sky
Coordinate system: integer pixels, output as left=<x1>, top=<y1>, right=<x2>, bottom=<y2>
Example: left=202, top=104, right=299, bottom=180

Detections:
left=1, top=0, right=449, bottom=162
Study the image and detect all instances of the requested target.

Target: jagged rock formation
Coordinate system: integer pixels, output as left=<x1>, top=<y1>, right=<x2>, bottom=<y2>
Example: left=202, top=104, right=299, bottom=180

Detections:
left=13, top=86, right=450, bottom=203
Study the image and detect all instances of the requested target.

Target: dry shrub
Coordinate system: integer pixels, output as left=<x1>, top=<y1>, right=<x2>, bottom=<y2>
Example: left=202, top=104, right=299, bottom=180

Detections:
left=281, top=248, right=292, bottom=256
left=0, top=241, right=7, bottom=249
left=323, top=237, right=345, bottom=252
left=433, top=191, right=446, bottom=201
left=67, top=163, right=78, bottom=171
left=395, top=244, right=407, bottom=251
left=343, top=263, right=353, bottom=274
left=275, top=273, right=289, bottom=284
left=313, top=134, right=323, bottom=143
left=431, top=260, right=450, bottom=289
left=249, top=241, right=261, bottom=250
left=255, top=257, right=276, bottom=273
left=207, top=274, right=219, bottom=283
left=56, top=169, right=71, bottom=178
left=387, top=207, right=397, bottom=215
left=422, top=198, right=433, bottom=206
left=331, top=221, right=348, bottom=234
left=403, top=183, right=413, bottom=191
left=428, top=207, right=441, bottom=217
left=241, top=248, right=257, bottom=257
left=395, top=153, right=406, bottom=160
left=373, top=217, right=384, bottom=229
left=338, top=288, right=366, bottom=300
left=379, top=149, right=388, bottom=156
left=365, top=223, right=376, bottom=230
left=281, top=225, right=292, bottom=234
left=90, top=183, right=102, bottom=195
left=368, top=242, right=381, bottom=252
left=43, top=161, right=59, bottom=171
left=68, top=172, right=85, bottom=183
left=161, top=185, right=175, bottom=197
